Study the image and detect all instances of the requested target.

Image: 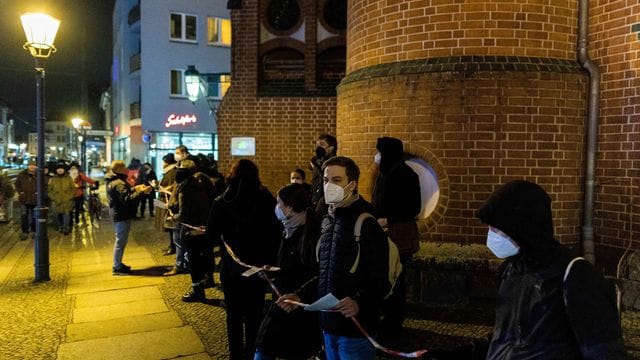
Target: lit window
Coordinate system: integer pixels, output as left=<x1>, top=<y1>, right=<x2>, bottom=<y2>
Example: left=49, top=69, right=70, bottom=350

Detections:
left=205, top=74, right=231, bottom=99
left=170, top=13, right=197, bottom=42
left=208, top=17, right=231, bottom=46
left=170, top=69, right=185, bottom=96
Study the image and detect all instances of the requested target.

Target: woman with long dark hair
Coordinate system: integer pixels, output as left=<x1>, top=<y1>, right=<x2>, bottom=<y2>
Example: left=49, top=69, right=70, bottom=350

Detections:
left=207, top=159, right=282, bottom=360
left=254, top=183, right=322, bottom=360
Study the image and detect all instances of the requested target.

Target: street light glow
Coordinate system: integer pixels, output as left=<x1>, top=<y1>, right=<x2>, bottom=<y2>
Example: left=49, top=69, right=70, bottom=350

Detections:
left=20, top=12, right=60, bottom=58
left=185, top=65, right=201, bottom=102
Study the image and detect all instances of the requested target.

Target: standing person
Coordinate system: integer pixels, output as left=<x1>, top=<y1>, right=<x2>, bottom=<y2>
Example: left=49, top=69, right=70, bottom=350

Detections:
left=159, top=153, right=177, bottom=256
left=169, top=160, right=216, bottom=302
left=310, top=156, right=390, bottom=360
left=15, top=159, right=38, bottom=240
left=174, top=145, right=193, bottom=165
left=106, top=160, right=151, bottom=275
left=127, top=158, right=142, bottom=186
left=309, top=134, right=337, bottom=214
left=254, top=183, right=323, bottom=360
left=207, top=159, right=282, bottom=360
left=477, top=180, right=626, bottom=359
left=371, top=137, right=421, bottom=337
left=136, top=162, right=157, bottom=218
left=48, top=162, right=75, bottom=235
left=69, top=162, right=96, bottom=226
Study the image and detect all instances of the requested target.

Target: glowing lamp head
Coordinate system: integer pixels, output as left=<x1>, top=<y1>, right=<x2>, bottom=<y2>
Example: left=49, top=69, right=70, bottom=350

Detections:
left=185, top=65, right=201, bottom=102
left=21, top=12, right=60, bottom=58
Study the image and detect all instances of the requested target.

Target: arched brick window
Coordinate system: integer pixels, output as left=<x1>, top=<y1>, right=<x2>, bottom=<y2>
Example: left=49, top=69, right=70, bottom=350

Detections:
left=317, top=46, right=345, bottom=88
left=319, top=0, right=347, bottom=33
left=262, top=47, right=305, bottom=83
left=264, top=0, right=302, bottom=35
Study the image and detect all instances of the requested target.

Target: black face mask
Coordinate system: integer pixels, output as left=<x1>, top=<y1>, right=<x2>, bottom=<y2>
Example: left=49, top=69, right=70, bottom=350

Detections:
left=315, top=146, right=326, bottom=159
left=175, top=168, right=191, bottom=183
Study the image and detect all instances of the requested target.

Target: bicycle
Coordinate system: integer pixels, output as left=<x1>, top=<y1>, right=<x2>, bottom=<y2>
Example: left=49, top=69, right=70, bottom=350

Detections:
left=87, top=181, right=103, bottom=227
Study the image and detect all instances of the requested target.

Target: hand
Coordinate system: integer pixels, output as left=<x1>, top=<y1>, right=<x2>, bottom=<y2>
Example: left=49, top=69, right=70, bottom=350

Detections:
left=377, top=218, right=388, bottom=228
left=143, top=186, right=153, bottom=194
left=332, top=297, right=359, bottom=318
left=275, top=293, right=302, bottom=313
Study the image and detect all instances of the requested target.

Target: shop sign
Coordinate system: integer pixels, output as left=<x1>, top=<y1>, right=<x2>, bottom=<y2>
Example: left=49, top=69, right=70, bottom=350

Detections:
left=165, top=114, right=197, bottom=128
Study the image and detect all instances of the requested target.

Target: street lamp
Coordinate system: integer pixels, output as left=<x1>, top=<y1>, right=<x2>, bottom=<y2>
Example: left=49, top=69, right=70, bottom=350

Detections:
left=71, top=117, right=91, bottom=174
left=21, top=12, right=60, bottom=282
left=184, top=65, right=230, bottom=120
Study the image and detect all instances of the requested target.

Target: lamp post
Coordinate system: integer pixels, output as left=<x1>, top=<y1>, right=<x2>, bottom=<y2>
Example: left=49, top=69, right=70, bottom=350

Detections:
left=21, top=12, right=60, bottom=282
left=184, top=65, right=231, bottom=121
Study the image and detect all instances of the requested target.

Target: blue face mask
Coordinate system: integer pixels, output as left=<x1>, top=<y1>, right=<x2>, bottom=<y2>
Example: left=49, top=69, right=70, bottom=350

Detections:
left=486, top=228, right=520, bottom=258
left=275, top=205, right=288, bottom=221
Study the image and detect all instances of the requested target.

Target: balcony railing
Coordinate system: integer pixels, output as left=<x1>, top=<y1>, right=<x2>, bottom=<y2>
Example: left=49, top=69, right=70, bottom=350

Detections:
left=128, top=4, right=140, bottom=25
left=130, top=102, right=141, bottom=120
left=130, top=53, right=141, bottom=73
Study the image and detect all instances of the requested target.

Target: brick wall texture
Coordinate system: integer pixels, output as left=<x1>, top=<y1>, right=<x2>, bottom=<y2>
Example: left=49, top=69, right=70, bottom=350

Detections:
left=220, top=0, right=639, bottom=255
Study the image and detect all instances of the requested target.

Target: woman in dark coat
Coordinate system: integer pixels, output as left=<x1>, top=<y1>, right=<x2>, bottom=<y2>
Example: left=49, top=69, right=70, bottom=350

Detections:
left=136, top=162, right=157, bottom=217
left=477, top=180, right=626, bottom=359
left=254, top=183, right=322, bottom=360
left=207, top=159, right=282, bottom=360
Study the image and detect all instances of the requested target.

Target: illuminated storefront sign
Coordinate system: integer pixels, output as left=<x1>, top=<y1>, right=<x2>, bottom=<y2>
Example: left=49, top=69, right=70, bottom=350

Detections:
left=165, top=114, right=198, bottom=128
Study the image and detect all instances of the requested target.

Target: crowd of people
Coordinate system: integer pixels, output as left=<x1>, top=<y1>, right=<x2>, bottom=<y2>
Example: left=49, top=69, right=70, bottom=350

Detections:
left=102, top=135, right=626, bottom=360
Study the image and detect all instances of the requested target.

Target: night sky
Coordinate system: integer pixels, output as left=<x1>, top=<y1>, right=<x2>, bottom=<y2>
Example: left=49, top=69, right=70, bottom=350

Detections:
left=0, top=0, right=115, bottom=140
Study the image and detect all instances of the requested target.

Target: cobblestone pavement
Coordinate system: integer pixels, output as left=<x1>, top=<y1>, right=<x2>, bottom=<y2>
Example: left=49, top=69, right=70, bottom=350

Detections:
left=0, top=213, right=638, bottom=359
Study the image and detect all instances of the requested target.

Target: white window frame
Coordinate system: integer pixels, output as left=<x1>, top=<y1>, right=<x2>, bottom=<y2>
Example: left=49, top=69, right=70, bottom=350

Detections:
left=207, top=17, right=231, bottom=47
left=170, top=69, right=187, bottom=98
left=170, top=12, right=198, bottom=43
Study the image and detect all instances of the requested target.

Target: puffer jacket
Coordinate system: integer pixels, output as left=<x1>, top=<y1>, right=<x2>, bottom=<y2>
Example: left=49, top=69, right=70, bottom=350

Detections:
left=317, top=197, right=390, bottom=338
left=106, top=172, right=143, bottom=222
left=172, top=172, right=216, bottom=231
left=15, top=170, right=37, bottom=205
left=48, top=175, right=75, bottom=213
left=477, top=180, right=626, bottom=360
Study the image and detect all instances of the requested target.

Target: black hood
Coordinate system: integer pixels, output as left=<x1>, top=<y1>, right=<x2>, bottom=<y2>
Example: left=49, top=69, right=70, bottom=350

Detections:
left=376, top=137, right=403, bottom=173
left=477, top=180, right=559, bottom=264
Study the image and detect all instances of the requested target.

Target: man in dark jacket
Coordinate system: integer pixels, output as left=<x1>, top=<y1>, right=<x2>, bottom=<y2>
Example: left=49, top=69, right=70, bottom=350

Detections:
left=317, top=156, right=390, bottom=360
left=309, top=133, right=337, bottom=215
left=477, top=180, right=626, bottom=359
left=371, top=137, right=421, bottom=336
left=106, top=160, right=151, bottom=275
left=15, top=159, right=38, bottom=240
left=207, top=159, right=282, bottom=360
left=170, top=159, right=216, bottom=302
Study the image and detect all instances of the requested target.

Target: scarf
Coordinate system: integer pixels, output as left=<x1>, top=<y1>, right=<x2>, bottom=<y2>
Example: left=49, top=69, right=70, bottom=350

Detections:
left=282, top=210, right=306, bottom=239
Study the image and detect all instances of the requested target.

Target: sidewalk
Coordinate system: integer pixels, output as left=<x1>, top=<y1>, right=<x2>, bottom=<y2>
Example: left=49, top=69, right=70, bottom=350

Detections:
left=0, top=214, right=638, bottom=359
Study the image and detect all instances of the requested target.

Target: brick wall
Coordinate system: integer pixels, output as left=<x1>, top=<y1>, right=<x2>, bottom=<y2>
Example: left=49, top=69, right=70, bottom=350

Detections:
left=347, top=0, right=578, bottom=73
left=217, top=0, right=339, bottom=193
left=338, top=65, right=587, bottom=244
left=591, top=0, right=640, bottom=250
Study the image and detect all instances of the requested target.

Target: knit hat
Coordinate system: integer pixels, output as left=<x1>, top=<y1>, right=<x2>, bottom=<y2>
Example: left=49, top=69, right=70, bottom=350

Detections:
left=28, top=158, right=37, bottom=166
left=111, top=160, right=128, bottom=175
left=162, top=153, right=176, bottom=164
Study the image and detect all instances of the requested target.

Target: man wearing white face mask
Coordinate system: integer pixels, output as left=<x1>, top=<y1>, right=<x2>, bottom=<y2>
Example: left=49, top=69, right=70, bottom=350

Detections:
left=313, top=156, right=390, bottom=360
left=477, top=180, right=625, bottom=359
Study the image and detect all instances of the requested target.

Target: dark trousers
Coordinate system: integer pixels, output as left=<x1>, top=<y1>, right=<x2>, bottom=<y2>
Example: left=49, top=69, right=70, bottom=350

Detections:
left=381, top=253, right=413, bottom=332
left=221, top=262, right=268, bottom=360
left=20, top=204, right=35, bottom=234
left=138, top=195, right=154, bottom=216
left=70, top=196, right=84, bottom=224
left=183, top=234, right=210, bottom=285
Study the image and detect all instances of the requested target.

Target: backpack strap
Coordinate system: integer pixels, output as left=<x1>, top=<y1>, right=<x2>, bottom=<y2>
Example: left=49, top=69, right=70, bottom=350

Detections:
left=349, top=213, right=375, bottom=274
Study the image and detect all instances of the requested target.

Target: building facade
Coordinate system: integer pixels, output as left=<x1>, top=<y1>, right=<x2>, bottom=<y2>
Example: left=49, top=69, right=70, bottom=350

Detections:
left=222, top=0, right=639, bottom=273
left=28, top=121, right=71, bottom=162
left=112, top=0, right=231, bottom=175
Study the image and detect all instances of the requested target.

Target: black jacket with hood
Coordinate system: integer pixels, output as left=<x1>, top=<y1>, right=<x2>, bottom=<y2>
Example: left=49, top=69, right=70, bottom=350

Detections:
left=317, top=197, right=390, bottom=338
left=106, top=171, right=143, bottom=222
left=477, top=180, right=626, bottom=360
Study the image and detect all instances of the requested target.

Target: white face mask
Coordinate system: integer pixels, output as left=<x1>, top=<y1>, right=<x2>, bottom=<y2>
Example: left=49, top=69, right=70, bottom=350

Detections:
left=69, top=169, right=79, bottom=179
left=174, top=154, right=183, bottom=162
left=324, top=181, right=352, bottom=205
left=486, top=228, right=520, bottom=258
left=374, top=152, right=381, bottom=165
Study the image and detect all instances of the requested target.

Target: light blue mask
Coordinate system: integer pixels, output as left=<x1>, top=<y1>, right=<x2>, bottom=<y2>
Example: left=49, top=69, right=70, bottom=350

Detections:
left=275, top=205, right=288, bottom=221
left=486, top=228, right=520, bottom=258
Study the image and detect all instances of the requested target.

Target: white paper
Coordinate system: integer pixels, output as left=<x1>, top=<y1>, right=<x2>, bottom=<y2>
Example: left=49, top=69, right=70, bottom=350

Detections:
left=304, top=293, right=339, bottom=312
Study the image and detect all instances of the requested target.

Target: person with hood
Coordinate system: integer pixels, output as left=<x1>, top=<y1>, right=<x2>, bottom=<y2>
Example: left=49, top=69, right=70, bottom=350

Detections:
left=48, top=162, right=75, bottom=234
left=69, top=162, right=96, bottom=226
left=312, top=156, right=389, bottom=359
left=136, top=162, right=157, bottom=218
left=158, top=153, right=178, bottom=256
left=207, top=159, right=282, bottom=360
left=169, top=159, right=216, bottom=302
left=309, top=134, right=337, bottom=215
left=477, top=180, right=626, bottom=359
left=106, top=160, right=152, bottom=275
left=15, top=158, right=38, bottom=240
left=371, top=137, right=421, bottom=336
left=254, top=183, right=323, bottom=360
